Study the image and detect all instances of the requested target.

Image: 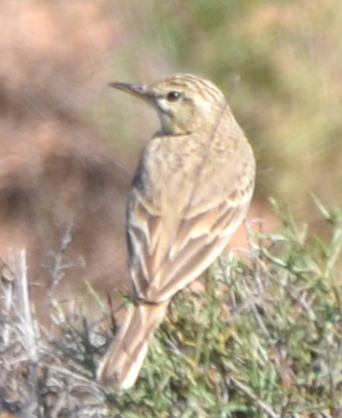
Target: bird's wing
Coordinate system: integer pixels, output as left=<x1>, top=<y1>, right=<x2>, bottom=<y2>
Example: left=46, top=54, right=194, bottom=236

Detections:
left=127, top=179, right=254, bottom=303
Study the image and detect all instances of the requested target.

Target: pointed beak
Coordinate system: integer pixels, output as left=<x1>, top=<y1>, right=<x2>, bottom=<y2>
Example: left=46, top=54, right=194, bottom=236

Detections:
left=109, top=82, right=154, bottom=102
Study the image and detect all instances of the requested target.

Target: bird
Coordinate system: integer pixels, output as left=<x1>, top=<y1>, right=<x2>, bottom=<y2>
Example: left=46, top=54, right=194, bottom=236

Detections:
left=97, top=73, right=256, bottom=389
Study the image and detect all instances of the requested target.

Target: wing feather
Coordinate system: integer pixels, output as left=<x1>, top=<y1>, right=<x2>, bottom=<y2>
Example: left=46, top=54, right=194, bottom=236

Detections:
left=127, top=180, right=253, bottom=302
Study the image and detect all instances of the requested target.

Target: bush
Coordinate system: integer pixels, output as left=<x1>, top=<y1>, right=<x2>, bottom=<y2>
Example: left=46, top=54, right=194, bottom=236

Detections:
left=0, top=201, right=341, bottom=417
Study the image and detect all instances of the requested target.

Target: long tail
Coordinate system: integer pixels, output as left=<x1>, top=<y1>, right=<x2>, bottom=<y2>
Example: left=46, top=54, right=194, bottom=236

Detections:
left=97, top=300, right=169, bottom=389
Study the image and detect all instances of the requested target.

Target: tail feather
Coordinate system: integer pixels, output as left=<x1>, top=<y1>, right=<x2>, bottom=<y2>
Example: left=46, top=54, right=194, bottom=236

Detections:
left=97, top=301, right=169, bottom=389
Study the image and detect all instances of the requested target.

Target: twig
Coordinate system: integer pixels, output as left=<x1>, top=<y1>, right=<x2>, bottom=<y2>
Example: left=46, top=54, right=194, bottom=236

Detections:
left=229, top=375, right=280, bottom=418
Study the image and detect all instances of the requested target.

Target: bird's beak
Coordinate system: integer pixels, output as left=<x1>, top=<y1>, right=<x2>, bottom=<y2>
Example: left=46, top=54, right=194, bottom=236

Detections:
left=109, top=82, right=154, bottom=103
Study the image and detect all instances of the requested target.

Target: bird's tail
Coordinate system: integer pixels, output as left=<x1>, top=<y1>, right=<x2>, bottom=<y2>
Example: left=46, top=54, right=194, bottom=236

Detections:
left=97, top=300, right=169, bottom=389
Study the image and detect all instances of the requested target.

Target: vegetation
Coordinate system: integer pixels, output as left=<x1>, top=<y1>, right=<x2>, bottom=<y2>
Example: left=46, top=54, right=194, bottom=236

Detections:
left=1, top=201, right=341, bottom=417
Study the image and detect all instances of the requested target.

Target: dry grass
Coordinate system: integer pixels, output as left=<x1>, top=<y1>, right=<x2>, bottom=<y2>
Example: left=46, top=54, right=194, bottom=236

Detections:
left=0, top=251, right=108, bottom=417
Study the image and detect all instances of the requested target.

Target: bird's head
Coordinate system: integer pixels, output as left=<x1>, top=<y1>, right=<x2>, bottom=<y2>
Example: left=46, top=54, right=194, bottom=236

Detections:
left=110, top=74, right=227, bottom=136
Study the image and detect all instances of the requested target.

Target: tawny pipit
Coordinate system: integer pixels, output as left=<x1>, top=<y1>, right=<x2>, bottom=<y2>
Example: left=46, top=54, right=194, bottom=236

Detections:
left=98, top=74, right=255, bottom=388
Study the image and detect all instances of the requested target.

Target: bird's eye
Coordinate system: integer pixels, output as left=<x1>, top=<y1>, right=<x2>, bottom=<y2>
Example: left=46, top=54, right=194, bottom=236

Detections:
left=166, top=91, right=182, bottom=102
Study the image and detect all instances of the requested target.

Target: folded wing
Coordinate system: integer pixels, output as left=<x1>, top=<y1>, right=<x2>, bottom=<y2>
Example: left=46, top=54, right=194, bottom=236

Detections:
left=127, top=177, right=254, bottom=303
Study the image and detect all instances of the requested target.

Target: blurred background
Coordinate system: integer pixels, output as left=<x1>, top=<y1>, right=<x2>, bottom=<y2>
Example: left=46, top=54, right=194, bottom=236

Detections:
left=0, top=0, right=341, bottom=309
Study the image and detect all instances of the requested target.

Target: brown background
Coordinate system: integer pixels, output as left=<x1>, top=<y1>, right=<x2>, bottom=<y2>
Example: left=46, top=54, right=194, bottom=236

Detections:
left=0, top=0, right=340, bottom=310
